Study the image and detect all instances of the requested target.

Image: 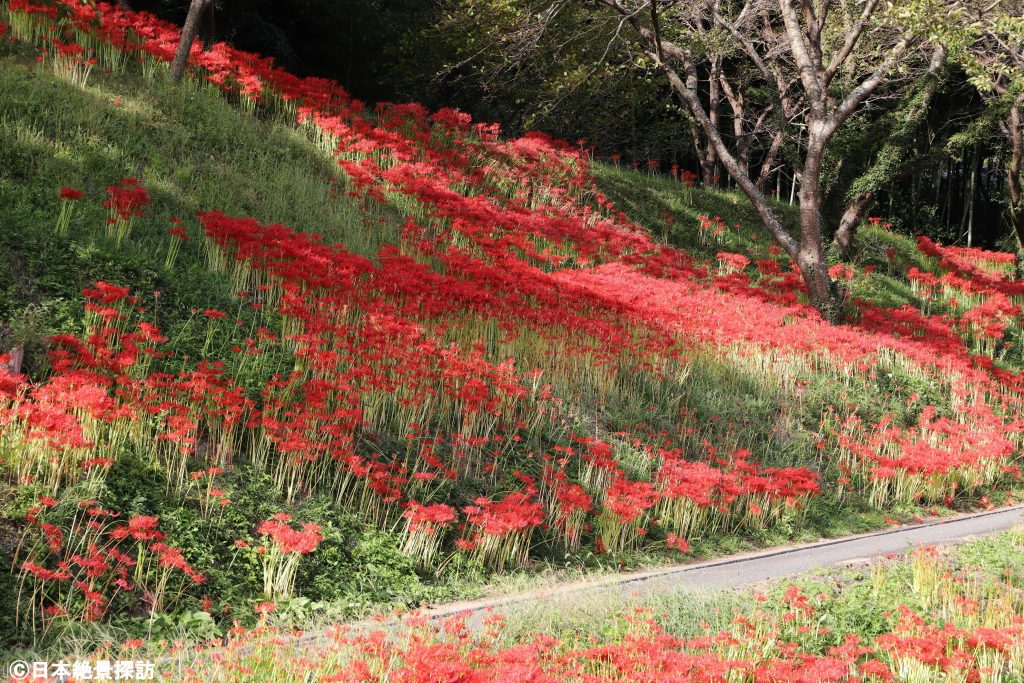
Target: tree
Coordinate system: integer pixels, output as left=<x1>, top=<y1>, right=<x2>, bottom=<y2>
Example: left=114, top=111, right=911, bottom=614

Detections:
left=961, top=3, right=1024, bottom=264
left=592, top=0, right=940, bottom=322
left=170, top=0, right=214, bottom=82
left=430, top=1, right=696, bottom=161
left=832, top=45, right=947, bottom=258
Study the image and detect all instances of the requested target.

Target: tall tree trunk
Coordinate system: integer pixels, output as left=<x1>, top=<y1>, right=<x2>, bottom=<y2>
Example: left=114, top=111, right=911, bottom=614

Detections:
left=702, top=57, right=722, bottom=187
left=833, top=190, right=874, bottom=259
left=719, top=72, right=763, bottom=178
left=961, top=147, right=977, bottom=244
left=170, top=0, right=214, bottom=82
left=797, top=128, right=843, bottom=322
left=968, top=161, right=976, bottom=247
left=1007, top=102, right=1024, bottom=277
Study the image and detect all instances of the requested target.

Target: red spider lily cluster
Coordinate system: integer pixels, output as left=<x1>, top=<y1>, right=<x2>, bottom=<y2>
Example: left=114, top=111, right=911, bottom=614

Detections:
left=716, top=251, right=751, bottom=275
left=103, top=176, right=150, bottom=244
left=670, top=165, right=699, bottom=189
left=542, top=469, right=593, bottom=550
left=254, top=513, right=323, bottom=600
left=164, top=216, right=187, bottom=268
left=257, top=513, right=323, bottom=555
left=461, top=489, right=546, bottom=571
left=2, top=0, right=1022, bottom=602
left=401, top=501, right=458, bottom=568
left=16, top=496, right=203, bottom=629
left=698, top=214, right=729, bottom=246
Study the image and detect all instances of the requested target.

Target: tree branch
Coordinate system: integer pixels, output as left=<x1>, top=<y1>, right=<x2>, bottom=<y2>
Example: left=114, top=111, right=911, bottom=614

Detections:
left=822, top=0, right=880, bottom=89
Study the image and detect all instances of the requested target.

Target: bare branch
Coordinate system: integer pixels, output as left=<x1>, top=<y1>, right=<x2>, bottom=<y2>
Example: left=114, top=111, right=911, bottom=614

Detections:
left=828, top=34, right=915, bottom=136
left=822, top=0, right=881, bottom=89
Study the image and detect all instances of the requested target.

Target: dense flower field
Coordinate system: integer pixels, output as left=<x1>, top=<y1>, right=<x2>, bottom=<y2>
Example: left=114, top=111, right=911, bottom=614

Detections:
left=1, top=0, right=1024, bottom=641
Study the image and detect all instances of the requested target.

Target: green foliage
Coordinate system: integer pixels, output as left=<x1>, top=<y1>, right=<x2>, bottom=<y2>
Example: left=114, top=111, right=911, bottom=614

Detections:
left=147, top=610, right=222, bottom=642
left=955, top=528, right=1024, bottom=586
left=422, top=0, right=693, bottom=159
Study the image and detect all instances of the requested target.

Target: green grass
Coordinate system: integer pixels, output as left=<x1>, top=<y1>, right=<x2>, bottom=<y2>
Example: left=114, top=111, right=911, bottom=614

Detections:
left=593, top=163, right=802, bottom=261
left=0, top=43, right=397, bottom=372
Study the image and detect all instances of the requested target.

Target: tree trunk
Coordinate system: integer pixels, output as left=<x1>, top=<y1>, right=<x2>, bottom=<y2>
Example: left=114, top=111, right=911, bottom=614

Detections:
left=1007, top=102, right=1024, bottom=277
left=833, top=190, right=874, bottom=259
left=720, top=72, right=754, bottom=177
left=199, top=0, right=216, bottom=47
left=702, top=58, right=722, bottom=187
left=798, top=129, right=844, bottom=322
left=967, top=160, right=976, bottom=247
left=170, top=0, right=214, bottom=82
left=5, top=345, right=23, bottom=375
left=961, top=147, right=977, bottom=245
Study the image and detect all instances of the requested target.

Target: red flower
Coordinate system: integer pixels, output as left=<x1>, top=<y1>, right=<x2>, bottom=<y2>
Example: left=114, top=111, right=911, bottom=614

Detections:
left=257, top=515, right=323, bottom=554
left=666, top=533, right=690, bottom=553
left=403, top=502, right=457, bottom=535
left=103, top=177, right=149, bottom=220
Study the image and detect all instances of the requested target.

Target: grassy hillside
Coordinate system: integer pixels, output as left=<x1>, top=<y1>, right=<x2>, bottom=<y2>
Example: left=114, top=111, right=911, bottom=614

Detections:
left=1, top=0, right=1023, bottom=658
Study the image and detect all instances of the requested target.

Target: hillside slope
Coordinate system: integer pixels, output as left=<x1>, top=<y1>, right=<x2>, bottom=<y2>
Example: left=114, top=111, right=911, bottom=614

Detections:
left=1, top=0, right=1023, bottom=653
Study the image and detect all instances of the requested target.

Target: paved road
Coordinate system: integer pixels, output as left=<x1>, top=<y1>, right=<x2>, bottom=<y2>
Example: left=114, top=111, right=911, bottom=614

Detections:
left=323, top=504, right=1024, bottom=637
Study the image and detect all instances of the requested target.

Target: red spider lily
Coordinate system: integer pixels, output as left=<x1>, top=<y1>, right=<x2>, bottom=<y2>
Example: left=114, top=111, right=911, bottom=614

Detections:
left=55, top=187, right=84, bottom=235
left=665, top=533, right=690, bottom=553
left=546, top=475, right=592, bottom=549
left=257, top=514, right=323, bottom=555
left=109, top=515, right=163, bottom=543
left=165, top=218, right=188, bottom=269
left=462, top=492, right=544, bottom=571
left=255, top=514, right=322, bottom=599
left=103, top=177, right=149, bottom=219
left=102, top=177, right=149, bottom=244
left=828, top=263, right=854, bottom=281
left=400, top=501, right=457, bottom=568
left=598, top=478, right=659, bottom=553
left=402, top=502, right=457, bottom=535
left=716, top=251, right=751, bottom=274
left=16, top=500, right=201, bottom=626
